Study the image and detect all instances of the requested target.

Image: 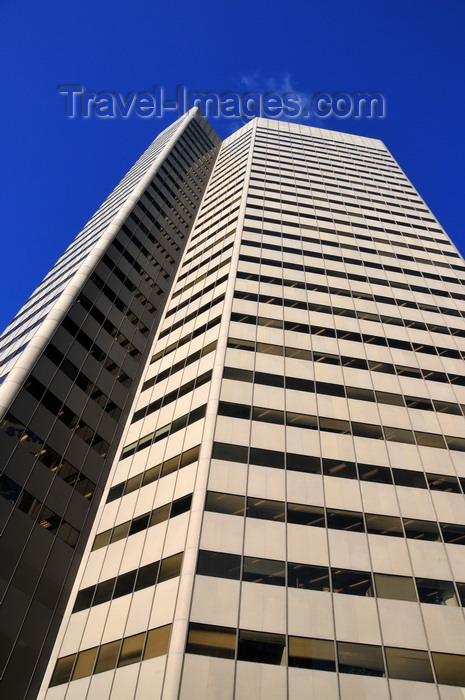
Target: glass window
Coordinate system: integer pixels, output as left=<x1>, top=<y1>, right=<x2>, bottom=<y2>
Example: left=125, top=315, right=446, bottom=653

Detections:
left=287, top=503, right=325, bottom=527
left=134, top=561, right=159, bottom=592
left=441, top=522, right=465, bottom=544
left=197, top=550, right=241, bottom=580
left=416, top=578, right=458, bottom=606
left=288, top=636, right=335, bottom=671
left=286, top=412, right=318, bottom=430
left=252, top=406, right=285, bottom=424
left=432, top=652, right=465, bottom=686
left=352, top=422, right=384, bottom=440
left=117, top=632, right=145, bottom=667
left=243, top=557, right=285, bottom=586
left=415, top=431, right=446, bottom=449
left=144, top=625, right=171, bottom=660
left=385, top=646, right=433, bottom=682
left=249, top=447, right=285, bottom=468
left=331, top=569, right=373, bottom=596
left=72, top=647, right=98, bottom=680
left=384, top=426, right=416, bottom=444
left=113, top=570, right=137, bottom=599
left=393, top=469, right=427, bottom=489
left=403, top=518, right=441, bottom=541
left=223, top=366, right=253, bottom=383
left=93, top=578, right=116, bottom=606
left=323, top=459, right=357, bottom=480
left=128, top=513, right=150, bottom=536
left=149, top=503, right=170, bottom=527
left=247, top=497, right=285, bottom=521
left=327, top=509, right=364, bottom=532
left=374, top=574, right=417, bottom=602
left=73, top=586, right=96, bottom=613
left=366, top=514, right=403, bottom=538
left=238, top=629, right=285, bottom=665
left=212, top=442, right=248, bottom=464
left=158, top=552, right=183, bottom=583
left=358, top=463, right=392, bottom=484
left=319, top=417, right=350, bottom=434
left=288, top=563, right=330, bottom=591
left=205, top=491, right=245, bottom=516
left=110, top=521, right=130, bottom=544
left=94, top=640, right=121, bottom=674
left=375, top=390, right=404, bottom=406
left=287, top=453, right=321, bottom=474
left=426, top=473, right=460, bottom=493
left=346, top=386, right=374, bottom=402
left=186, top=623, right=236, bottom=659
left=49, top=654, right=76, bottom=686
left=337, top=641, right=384, bottom=677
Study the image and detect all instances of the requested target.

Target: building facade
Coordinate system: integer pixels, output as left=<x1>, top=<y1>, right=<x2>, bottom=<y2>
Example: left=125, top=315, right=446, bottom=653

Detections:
left=0, top=108, right=220, bottom=700
left=2, top=112, right=465, bottom=700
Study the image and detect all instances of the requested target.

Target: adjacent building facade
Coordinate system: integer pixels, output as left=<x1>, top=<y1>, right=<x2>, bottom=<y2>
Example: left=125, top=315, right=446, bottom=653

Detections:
left=1, top=110, right=465, bottom=700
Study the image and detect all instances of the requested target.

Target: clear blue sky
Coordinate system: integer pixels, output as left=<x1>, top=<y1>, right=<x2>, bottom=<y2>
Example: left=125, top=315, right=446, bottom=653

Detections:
left=1, top=0, right=464, bottom=333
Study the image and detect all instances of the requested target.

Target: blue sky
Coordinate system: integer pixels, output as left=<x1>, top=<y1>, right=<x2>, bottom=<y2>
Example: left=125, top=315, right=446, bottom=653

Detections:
left=1, top=0, right=464, bottom=333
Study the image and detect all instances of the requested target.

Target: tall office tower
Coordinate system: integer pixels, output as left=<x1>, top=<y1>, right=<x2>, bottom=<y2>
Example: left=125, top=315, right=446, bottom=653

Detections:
left=0, top=108, right=221, bottom=700
left=3, top=113, right=465, bottom=700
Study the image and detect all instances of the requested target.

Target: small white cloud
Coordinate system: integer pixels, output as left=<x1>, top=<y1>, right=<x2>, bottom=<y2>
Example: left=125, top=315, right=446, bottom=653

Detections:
left=238, top=71, right=313, bottom=121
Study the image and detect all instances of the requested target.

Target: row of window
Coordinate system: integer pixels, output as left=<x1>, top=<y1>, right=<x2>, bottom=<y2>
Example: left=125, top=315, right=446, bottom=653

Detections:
left=234, top=287, right=465, bottom=341
left=247, top=181, right=442, bottom=233
left=44, top=343, right=122, bottom=421
left=186, top=621, right=465, bottom=686
left=91, top=493, right=192, bottom=551
left=76, top=294, right=143, bottom=360
left=132, top=370, right=211, bottom=424
left=186, top=204, right=239, bottom=257
left=150, top=316, right=221, bottom=365
left=218, top=399, right=465, bottom=452
left=89, top=269, right=153, bottom=331
left=181, top=229, right=234, bottom=275
left=243, top=232, right=465, bottom=291
left=24, top=376, right=110, bottom=457
left=121, top=404, right=206, bottom=459
left=171, top=255, right=231, bottom=298
left=176, top=241, right=234, bottom=284
left=244, top=222, right=465, bottom=302
left=254, top=131, right=404, bottom=172
left=0, top=413, right=96, bottom=497
left=211, top=440, right=464, bottom=493
left=236, top=266, right=465, bottom=323
left=253, top=146, right=408, bottom=185
left=101, top=250, right=162, bottom=303
left=205, top=489, right=465, bottom=546
left=122, top=214, right=174, bottom=271
left=0, top=477, right=80, bottom=547
left=240, top=245, right=465, bottom=309
left=247, top=182, right=446, bottom=253
left=249, top=169, right=436, bottom=222
left=49, top=623, right=171, bottom=686
left=61, top=316, right=131, bottom=388
left=247, top=201, right=454, bottom=267
left=73, top=552, right=183, bottom=613
left=230, top=311, right=465, bottom=373
left=165, top=273, right=228, bottom=319
left=142, top=341, right=217, bottom=393
left=251, top=163, right=420, bottom=213
left=197, top=549, right=465, bottom=606
left=107, top=445, right=200, bottom=503
left=223, top=365, right=465, bottom=419
left=0, top=313, right=47, bottom=358
left=158, top=294, right=225, bottom=340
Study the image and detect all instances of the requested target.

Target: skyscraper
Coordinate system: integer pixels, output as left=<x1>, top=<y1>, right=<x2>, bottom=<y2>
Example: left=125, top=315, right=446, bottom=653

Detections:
left=2, top=110, right=465, bottom=700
